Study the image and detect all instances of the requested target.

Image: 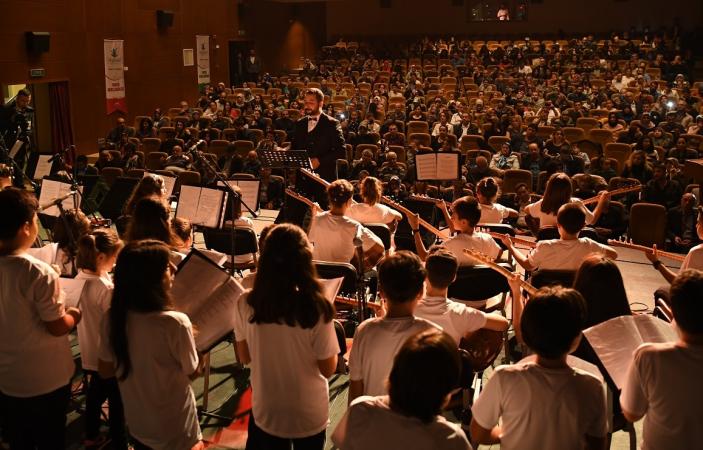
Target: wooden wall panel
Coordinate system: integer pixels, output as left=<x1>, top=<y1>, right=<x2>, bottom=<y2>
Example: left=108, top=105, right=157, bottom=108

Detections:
left=0, top=0, right=239, bottom=154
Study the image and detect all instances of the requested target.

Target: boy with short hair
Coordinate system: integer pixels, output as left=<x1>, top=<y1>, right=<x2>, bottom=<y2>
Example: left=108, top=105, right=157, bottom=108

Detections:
left=501, top=202, right=617, bottom=271
left=470, top=287, right=608, bottom=450
left=620, top=269, right=703, bottom=449
left=415, top=247, right=509, bottom=345
left=0, top=188, right=82, bottom=448
left=409, top=196, right=501, bottom=264
left=348, top=251, right=439, bottom=403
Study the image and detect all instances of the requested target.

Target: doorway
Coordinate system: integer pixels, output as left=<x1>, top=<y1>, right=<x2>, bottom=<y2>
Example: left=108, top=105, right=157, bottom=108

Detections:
left=229, top=40, right=256, bottom=87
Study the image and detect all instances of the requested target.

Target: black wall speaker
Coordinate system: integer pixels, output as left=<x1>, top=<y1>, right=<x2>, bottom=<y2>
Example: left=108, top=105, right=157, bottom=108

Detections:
left=25, top=32, right=50, bottom=54
left=380, top=0, right=392, bottom=8
left=156, top=10, right=174, bottom=28
left=452, top=0, right=464, bottom=6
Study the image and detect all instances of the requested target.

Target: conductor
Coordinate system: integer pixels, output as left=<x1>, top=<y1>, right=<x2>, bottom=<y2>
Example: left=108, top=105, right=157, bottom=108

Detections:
left=291, top=87, right=346, bottom=182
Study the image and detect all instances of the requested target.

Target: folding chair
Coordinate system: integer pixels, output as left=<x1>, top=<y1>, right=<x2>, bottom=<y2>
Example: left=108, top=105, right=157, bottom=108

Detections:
left=203, top=227, right=258, bottom=273
left=364, top=223, right=392, bottom=252
left=529, top=269, right=576, bottom=288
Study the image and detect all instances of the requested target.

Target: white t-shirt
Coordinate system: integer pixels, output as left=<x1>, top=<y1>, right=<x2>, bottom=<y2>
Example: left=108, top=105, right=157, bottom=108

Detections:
left=442, top=232, right=501, bottom=265
left=415, top=296, right=487, bottom=345
left=233, top=292, right=339, bottom=438
left=347, top=203, right=401, bottom=225
left=0, top=254, right=75, bottom=397
left=99, top=310, right=201, bottom=450
left=524, top=198, right=595, bottom=228
left=349, top=316, right=440, bottom=396
left=527, top=237, right=614, bottom=271
left=75, top=271, right=113, bottom=371
left=620, top=342, right=703, bottom=450
left=308, top=212, right=383, bottom=263
left=332, top=395, right=472, bottom=450
left=472, top=362, right=608, bottom=450
left=681, top=244, right=703, bottom=270
left=478, top=203, right=513, bottom=225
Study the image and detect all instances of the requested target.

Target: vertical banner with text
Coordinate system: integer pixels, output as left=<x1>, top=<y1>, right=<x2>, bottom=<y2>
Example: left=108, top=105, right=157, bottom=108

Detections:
left=103, top=39, right=127, bottom=114
left=196, top=35, right=211, bottom=89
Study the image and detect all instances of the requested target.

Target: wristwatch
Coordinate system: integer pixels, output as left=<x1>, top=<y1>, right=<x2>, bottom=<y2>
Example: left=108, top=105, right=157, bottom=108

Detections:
left=412, top=229, right=420, bottom=234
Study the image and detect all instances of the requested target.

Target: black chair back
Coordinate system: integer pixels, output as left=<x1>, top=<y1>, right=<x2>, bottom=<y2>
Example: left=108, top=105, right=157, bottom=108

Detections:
left=529, top=269, right=576, bottom=289
left=536, top=226, right=559, bottom=241
left=578, top=227, right=599, bottom=240
left=365, top=223, right=392, bottom=250
left=448, top=264, right=511, bottom=301
left=203, top=227, right=258, bottom=256
left=314, top=261, right=359, bottom=297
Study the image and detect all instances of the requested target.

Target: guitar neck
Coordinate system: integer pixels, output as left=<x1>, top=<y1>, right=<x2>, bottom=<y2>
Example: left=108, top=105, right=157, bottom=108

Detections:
left=285, top=188, right=315, bottom=209
left=607, top=239, right=686, bottom=262
left=381, top=197, right=449, bottom=239
left=582, top=186, right=641, bottom=206
left=335, top=295, right=383, bottom=312
left=299, top=168, right=330, bottom=188
left=485, top=231, right=536, bottom=249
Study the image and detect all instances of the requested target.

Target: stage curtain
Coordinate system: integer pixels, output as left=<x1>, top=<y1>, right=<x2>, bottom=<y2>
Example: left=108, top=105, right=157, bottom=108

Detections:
left=49, top=81, right=74, bottom=165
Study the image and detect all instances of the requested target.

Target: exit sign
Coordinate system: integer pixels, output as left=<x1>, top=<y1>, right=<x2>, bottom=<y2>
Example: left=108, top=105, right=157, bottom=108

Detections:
left=29, top=68, right=45, bottom=78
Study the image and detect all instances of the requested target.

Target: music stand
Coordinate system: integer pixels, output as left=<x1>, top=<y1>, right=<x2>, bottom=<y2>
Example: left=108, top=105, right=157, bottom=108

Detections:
left=260, top=150, right=311, bottom=223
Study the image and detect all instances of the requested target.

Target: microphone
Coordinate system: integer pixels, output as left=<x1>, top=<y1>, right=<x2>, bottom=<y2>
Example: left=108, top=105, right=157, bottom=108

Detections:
left=189, top=140, right=206, bottom=152
left=39, top=191, right=76, bottom=211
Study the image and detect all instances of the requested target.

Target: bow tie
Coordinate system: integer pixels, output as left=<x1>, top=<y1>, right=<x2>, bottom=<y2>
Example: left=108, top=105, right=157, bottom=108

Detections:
left=308, top=116, right=318, bottom=122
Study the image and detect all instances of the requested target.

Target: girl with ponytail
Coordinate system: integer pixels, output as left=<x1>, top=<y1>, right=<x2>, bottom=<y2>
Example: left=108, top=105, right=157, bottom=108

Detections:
left=476, top=177, right=517, bottom=224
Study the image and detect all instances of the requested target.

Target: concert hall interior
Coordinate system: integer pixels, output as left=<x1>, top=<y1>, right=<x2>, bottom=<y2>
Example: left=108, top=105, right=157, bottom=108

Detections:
left=2, top=0, right=703, bottom=449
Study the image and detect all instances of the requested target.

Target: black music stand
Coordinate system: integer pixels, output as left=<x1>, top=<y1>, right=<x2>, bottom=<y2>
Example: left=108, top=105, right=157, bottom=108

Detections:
left=261, top=150, right=311, bottom=223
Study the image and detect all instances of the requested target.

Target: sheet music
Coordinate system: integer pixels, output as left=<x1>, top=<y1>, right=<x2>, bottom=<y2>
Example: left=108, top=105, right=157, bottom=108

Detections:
left=38, top=179, right=81, bottom=217
left=146, top=172, right=177, bottom=199
left=320, top=277, right=344, bottom=304
left=415, top=153, right=438, bottom=181
left=584, top=315, right=678, bottom=389
left=170, top=251, right=230, bottom=316
left=195, top=188, right=226, bottom=228
left=60, top=277, right=87, bottom=308
left=199, top=248, right=228, bottom=266
left=175, top=185, right=201, bottom=225
left=26, top=243, right=59, bottom=265
left=9, top=141, right=23, bottom=159
left=34, top=155, right=53, bottom=180
left=436, top=153, right=459, bottom=180
left=221, top=180, right=261, bottom=214
left=190, top=278, right=244, bottom=351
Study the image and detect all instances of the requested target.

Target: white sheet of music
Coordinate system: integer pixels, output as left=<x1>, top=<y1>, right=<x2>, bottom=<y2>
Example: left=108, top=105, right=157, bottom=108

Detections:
left=199, top=248, right=228, bottom=266
left=60, top=277, right=86, bottom=308
left=415, top=153, right=437, bottom=181
left=39, top=179, right=81, bottom=217
left=175, top=185, right=201, bottom=226
left=195, top=188, right=226, bottom=228
left=584, top=315, right=677, bottom=389
left=170, top=250, right=244, bottom=352
left=26, top=242, right=59, bottom=265
left=223, top=180, right=260, bottom=214
left=436, top=153, right=459, bottom=180
left=320, top=277, right=344, bottom=304
left=34, top=155, right=53, bottom=180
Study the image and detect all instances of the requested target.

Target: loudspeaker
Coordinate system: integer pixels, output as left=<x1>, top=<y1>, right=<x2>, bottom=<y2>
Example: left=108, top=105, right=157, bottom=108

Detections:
left=379, top=0, right=392, bottom=8
left=452, top=0, right=464, bottom=5
left=156, top=10, right=174, bottom=28
left=25, top=32, right=50, bottom=54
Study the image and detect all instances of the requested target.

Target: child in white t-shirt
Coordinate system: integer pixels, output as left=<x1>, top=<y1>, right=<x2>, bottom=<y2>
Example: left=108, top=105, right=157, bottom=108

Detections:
left=0, top=188, right=81, bottom=448
left=348, top=251, right=439, bottom=402
left=98, top=240, right=203, bottom=450
left=408, top=196, right=501, bottom=264
left=233, top=224, right=339, bottom=450
left=75, top=229, right=126, bottom=448
left=415, top=247, right=509, bottom=345
left=476, top=177, right=517, bottom=225
left=501, top=202, right=617, bottom=271
left=333, top=329, right=472, bottom=450
left=620, top=269, right=703, bottom=450
left=347, top=176, right=402, bottom=226
left=647, top=207, right=703, bottom=284
left=470, top=286, right=608, bottom=450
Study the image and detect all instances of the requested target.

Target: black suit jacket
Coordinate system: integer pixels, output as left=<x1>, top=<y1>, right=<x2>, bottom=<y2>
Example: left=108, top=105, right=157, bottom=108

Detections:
left=290, top=113, right=346, bottom=182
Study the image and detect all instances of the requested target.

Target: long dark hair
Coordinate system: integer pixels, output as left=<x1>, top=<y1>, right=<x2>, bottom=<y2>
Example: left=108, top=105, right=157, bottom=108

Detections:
left=51, top=209, right=91, bottom=259
left=247, top=224, right=334, bottom=328
left=572, top=254, right=631, bottom=328
left=109, top=240, right=172, bottom=380
left=540, top=173, right=573, bottom=215
left=126, top=197, right=174, bottom=245
left=124, top=174, right=166, bottom=215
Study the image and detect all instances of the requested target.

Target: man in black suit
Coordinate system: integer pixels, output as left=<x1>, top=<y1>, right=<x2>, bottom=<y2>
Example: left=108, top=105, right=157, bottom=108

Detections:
left=290, top=87, right=346, bottom=182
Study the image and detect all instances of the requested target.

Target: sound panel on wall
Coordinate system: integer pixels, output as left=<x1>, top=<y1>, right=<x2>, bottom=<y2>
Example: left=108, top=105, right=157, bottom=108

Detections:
left=156, top=10, right=174, bottom=28
left=380, top=0, right=392, bottom=8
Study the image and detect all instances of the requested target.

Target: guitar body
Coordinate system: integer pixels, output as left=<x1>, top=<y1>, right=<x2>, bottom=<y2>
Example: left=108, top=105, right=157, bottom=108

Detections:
left=459, top=328, right=504, bottom=373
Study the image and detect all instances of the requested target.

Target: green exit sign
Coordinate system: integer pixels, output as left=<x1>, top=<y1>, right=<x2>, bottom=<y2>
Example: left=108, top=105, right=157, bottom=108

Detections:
left=29, top=68, right=45, bottom=78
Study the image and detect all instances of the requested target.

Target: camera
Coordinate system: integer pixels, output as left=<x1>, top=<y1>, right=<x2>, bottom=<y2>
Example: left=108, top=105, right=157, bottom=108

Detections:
left=667, top=101, right=675, bottom=109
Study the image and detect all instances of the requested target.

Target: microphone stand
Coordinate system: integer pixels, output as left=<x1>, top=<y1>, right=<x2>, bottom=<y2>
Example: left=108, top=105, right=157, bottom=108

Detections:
left=189, top=146, right=258, bottom=276
left=50, top=149, right=99, bottom=222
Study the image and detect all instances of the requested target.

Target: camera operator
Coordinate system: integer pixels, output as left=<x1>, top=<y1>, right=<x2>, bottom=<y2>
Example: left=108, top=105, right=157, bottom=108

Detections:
left=0, top=88, right=34, bottom=187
